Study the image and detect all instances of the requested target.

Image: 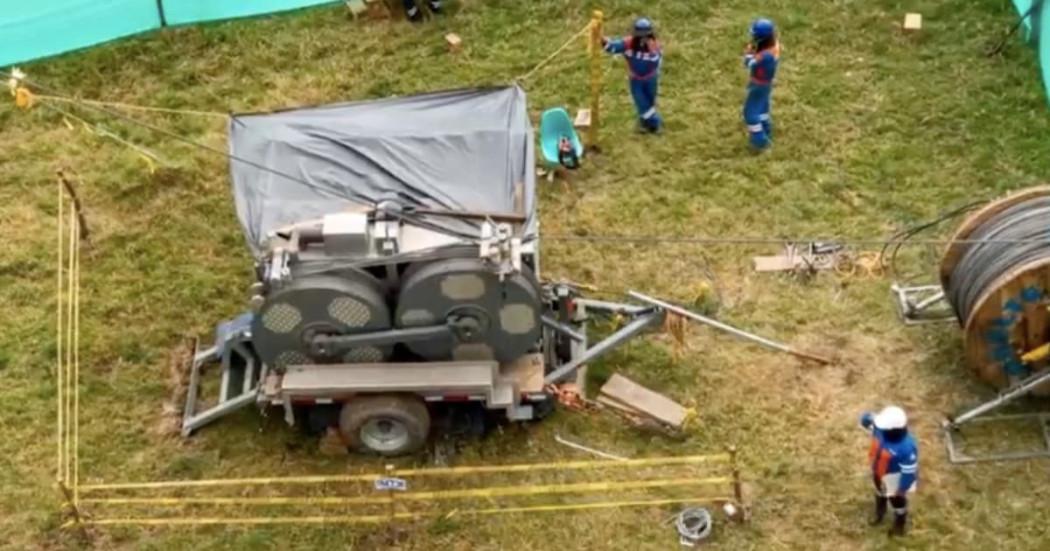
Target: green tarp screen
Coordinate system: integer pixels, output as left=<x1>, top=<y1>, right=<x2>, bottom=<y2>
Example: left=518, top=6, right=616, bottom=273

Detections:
left=0, top=0, right=335, bottom=68
left=1012, top=0, right=1050, bottom=105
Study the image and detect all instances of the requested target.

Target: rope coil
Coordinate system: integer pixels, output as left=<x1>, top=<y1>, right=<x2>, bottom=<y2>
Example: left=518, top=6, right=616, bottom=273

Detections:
left=675, top=507, right=712, bottom=545
left=945, top=197, right=1050, bottom=322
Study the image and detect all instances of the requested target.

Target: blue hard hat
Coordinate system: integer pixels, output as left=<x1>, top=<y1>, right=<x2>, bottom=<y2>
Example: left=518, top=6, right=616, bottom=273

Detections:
left=633, top=17, right=654, bottom=37
left=750, top=18, right=775, bottom=41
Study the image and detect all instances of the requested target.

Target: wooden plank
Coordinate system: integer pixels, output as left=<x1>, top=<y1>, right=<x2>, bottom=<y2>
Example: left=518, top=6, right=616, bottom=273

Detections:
left=445, top=33, right=463, bottom=53
left=574, top=109, right=592, bottom=128
left=599, top=374, right=687, bottom=428
left=903, top=13, right=922, bottom=31
left=753, top=255, right=798, bottom=272
left=595, top=394, right=645, bottom=418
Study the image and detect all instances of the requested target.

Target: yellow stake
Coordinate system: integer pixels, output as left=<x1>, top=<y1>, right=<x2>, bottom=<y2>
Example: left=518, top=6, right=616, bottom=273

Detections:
left=588, top=10, right=604, bottom=150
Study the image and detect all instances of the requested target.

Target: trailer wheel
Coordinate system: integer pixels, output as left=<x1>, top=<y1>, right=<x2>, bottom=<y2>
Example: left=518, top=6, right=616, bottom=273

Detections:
left=339, top=395, right=430, bottom=456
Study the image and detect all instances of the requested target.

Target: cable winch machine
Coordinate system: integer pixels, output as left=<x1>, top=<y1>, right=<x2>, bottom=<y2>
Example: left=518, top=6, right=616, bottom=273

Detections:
left=180, top=202, right=666, bottom=455
left=892, top=187, right=1050, bottom=463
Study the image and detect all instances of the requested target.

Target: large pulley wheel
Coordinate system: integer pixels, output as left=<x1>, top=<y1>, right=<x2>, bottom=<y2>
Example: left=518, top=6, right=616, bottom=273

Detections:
left=251, top=273, right=391, bottom=370
left=395, top=258, right=542, bottom=363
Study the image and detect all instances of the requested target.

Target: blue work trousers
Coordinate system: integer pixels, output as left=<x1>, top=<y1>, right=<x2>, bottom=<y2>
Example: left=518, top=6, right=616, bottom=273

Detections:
left=743, top=84, right=772, bottom=149
left=629, top=77, right=662, bottom=131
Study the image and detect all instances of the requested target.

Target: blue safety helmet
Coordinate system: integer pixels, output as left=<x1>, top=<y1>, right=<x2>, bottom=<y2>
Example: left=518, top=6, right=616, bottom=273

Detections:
left=750, top=18, right=775, bottom=41
left=633, top=17, right=654, bottom=37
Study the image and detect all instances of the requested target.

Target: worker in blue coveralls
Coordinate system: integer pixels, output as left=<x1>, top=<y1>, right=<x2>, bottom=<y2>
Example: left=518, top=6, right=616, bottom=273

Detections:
left=860, top=406, right=919, bottom=537
left=403, top=0, right=442, bottom=22
left=602, top=18, right=663, bottom=133
left=742, top=18, right=780, bottom=150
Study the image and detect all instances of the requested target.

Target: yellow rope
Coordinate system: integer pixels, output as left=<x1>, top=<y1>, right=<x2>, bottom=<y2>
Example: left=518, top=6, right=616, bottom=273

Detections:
left=80, top=453, right=731, bottom=492
left=64, top=207, right=75, bottom=487
left=73, top=210, right=81, bottom=508
left=33, top=94, right=228, bottom=119
left=55, top=179, right=64, bottom=483
left=70, top=497, right=730, bottom=527
left=516, top=22, right=594, bottom=83
left=83, top=477, right=729, bottom=506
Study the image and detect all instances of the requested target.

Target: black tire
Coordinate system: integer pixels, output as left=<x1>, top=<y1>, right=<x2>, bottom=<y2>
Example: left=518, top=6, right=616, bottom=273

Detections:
left=339, top=394, right=430, bottom=456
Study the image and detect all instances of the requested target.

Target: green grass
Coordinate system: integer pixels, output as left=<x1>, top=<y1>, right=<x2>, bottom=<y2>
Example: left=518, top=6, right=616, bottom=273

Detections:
left=4, top=0, right=1050, bottom=548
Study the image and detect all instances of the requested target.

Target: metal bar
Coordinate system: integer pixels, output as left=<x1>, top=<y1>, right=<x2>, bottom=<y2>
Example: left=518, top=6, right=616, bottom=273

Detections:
left=574, top=298, right=649, bottom=315
left=181, top=338, right=203, bottom=434
left=544, top=311, right=664, bottom=384
left=948, top=369, right=1050, bottom=427
left=554, top=434, right=628, bottom=461
left=911, top=289, right=946, bottom=311
left=182, top=389, right=257, bottom=437
left=542, top=316, right=585, bottom=342
left=312, top=325, right=451, bottom=354
left=628, top=291, right=832, bottom=365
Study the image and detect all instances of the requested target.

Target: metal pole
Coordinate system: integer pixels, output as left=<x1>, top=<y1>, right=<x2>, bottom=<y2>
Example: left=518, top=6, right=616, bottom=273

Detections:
left=554, top=434, right=628, bottom=461
left=628, top=291, right=832, bottom=365
left=588, top=10, right=603, bottom=150
left=544, top=311, right=663, bottom=384
left=948, top=368, right=1050, bottom=426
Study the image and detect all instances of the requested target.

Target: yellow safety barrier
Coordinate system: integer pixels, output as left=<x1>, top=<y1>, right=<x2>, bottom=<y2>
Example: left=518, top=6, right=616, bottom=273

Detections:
left=55, top=178, right=85, bottom=529
left=70, top=497, right=728, bottom=527
left=80, top=453, right=731, bottom=492
left=83, top=476, right=729, bottom=506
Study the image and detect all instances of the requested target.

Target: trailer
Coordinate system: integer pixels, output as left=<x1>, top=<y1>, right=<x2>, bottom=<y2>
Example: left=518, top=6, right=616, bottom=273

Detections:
left=179, top=86, right=665, bottom=455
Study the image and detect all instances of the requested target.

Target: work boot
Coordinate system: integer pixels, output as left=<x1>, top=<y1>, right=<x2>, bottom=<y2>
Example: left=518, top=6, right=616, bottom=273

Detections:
left=889, top=512, right=907, bottom=536
left=405, top=4, right=423, bottom=22
left=869, top=496, right=887, bottom=525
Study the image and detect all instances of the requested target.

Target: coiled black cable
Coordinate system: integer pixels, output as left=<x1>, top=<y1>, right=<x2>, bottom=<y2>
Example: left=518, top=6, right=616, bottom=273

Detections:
left=945, top=197, right=1050, bottom=322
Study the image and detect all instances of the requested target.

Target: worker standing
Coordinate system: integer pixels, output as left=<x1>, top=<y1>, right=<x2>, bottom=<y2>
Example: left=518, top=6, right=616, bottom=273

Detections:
left=859, top=406, right=919, bottom=536
left=741, top=18, right=780, bottom=150
left=403, top=0, right=442, bottom=22
left=602, top=18, right=663, bottom=133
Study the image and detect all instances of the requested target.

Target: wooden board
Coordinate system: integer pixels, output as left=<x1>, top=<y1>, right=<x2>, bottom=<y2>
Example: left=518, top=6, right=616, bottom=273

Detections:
left=903, top=13, right=922, bottom=31
left=595, top=394, right=645, bottom=417
left=574, top=109, right=592, bottom=128
left=445, top=33, right=463, bottom=52
left=753, top=255, right=798, bottom=272
left=599, top=374, right=688, bottom=428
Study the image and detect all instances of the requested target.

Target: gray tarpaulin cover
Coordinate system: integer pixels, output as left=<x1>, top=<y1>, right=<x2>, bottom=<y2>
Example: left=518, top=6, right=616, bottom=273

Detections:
left=228, top=86, right=536, bottom=255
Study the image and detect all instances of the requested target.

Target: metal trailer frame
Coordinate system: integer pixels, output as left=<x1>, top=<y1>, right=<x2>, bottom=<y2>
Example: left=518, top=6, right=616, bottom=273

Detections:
left=890, top=283, right=955, bottom=325
left=942, top=368, right=1050, bottom=464
left=181, top=293, right=665, bottom=436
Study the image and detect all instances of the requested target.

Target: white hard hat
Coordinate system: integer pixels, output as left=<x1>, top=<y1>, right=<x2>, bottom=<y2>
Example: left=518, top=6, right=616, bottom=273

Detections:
left=874, top=406, right=907, bottom=430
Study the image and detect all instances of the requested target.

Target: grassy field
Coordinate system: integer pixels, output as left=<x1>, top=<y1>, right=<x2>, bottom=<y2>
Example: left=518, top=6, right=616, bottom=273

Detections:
left=4, top=0, right=1050, bottom=548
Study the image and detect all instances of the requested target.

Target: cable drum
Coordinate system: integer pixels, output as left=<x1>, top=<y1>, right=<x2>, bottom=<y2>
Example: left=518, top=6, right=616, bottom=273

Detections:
left=946, top=197, right=1050, bottom=321
left=940, top=187, right=1050, bottom=391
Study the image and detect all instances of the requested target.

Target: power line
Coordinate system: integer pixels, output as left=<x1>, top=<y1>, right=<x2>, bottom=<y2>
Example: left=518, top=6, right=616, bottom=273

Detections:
left=542, top=234, right=1050, bottom=247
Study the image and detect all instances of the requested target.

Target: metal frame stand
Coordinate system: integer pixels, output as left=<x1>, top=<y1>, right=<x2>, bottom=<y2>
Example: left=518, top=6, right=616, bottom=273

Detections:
left=891, top=283, right=955, bottom=325
left=182, top=315, right=260, bottom=436
left=943, top=368, right=1050, bottom=464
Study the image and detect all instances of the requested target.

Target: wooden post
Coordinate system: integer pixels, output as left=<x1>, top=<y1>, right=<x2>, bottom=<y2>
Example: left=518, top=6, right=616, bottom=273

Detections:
left=728, top=445, right=750, bottom=523
left=56, top=170, right=89, bottom=243
left=57, top=481, right=89, bottom=539
left=587, top=10, right=603, bottom=151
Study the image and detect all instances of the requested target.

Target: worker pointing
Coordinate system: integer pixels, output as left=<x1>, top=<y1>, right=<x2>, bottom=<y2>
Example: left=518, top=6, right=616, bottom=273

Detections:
left=859, top=406, right=918, bottom=536
left=602, top=17, right=663, bottom=133
left=742, top=18, right=780, bottom=150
